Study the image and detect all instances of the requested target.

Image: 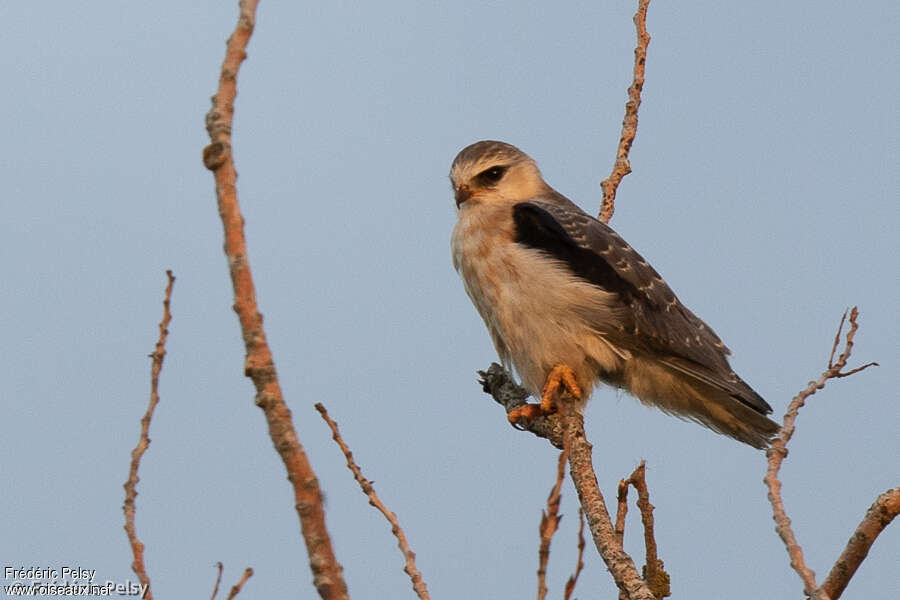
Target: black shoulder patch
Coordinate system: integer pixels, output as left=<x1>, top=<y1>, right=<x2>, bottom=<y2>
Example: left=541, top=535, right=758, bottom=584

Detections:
left=512, top=203, right=640, bottom=300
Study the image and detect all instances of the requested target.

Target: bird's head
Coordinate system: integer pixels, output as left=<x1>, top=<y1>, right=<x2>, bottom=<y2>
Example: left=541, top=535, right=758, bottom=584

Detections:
left=449, top=141, right=548, bottom=210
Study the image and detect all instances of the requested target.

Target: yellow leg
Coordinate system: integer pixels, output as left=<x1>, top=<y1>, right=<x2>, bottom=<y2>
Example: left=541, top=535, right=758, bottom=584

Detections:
left=508, top=364, right=583, bottom=425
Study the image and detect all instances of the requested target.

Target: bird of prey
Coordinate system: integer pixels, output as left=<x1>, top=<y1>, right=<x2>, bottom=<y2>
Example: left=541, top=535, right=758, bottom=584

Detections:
left=450, top=140, right=779, bottom=448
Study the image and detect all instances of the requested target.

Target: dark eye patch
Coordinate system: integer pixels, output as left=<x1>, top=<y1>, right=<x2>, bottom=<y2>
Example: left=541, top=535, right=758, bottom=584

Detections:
left=475, top=165, right=508, bottom=186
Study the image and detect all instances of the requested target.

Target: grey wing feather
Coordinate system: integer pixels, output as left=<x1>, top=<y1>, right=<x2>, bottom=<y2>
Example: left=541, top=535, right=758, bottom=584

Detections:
left=523, top=195, right=772, bottom=416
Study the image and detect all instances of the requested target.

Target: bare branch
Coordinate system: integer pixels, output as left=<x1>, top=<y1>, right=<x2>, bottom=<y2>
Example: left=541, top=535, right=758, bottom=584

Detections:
left=627, top=462, right=669, bottom=599
left=563, top=509, right=586, bottom=600
left=315, top=404, right=431, bottom=600
left=599, top=0, right=652, bottom=223
left=560, top=400, right=655, bottom=600
left=538, top=450, right=568, bottom=600
left=202, top=2, right=348, bottom=598
left=614, top=464, right=669, bottom=600
left=480, top=374, right=655, bottom=598
left=225, top=568, right=254, bottom=600
left=122, top=270, right=174, bottom=600
left=821, top=487, right=900, bottom=600
left=210, top=562, right=224, bottom=600
left=764, top=307, right=879, bottom=599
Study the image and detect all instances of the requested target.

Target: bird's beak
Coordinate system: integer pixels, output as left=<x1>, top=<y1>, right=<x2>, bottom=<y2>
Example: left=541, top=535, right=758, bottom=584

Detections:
left=455, top=184, right=472, bottom=207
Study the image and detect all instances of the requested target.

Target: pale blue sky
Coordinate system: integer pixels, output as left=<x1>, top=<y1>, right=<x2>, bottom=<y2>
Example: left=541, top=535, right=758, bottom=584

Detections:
left=2, top=2, right=897, bottom=599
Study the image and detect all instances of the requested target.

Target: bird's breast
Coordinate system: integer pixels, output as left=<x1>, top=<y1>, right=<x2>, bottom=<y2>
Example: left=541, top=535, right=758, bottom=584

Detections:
left=451, top=207, right=517, bottom=331
left=451, top=206, right=625, bottom=396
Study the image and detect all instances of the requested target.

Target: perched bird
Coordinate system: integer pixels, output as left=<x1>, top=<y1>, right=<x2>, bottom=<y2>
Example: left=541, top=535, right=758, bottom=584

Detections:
left=450, top=140, right=779, bottom=448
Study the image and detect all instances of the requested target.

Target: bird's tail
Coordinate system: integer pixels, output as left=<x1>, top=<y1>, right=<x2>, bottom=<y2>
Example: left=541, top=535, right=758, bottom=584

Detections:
left=624, top=358, right=780, bottom=449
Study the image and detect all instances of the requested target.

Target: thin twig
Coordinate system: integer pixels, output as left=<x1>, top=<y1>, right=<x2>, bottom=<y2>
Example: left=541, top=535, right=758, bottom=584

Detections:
left=563, top=508, right=586, bottom=600
left=122, top=270, right=174, bottom=600
left=821, top=487, right=900, bottom=600
left=826, top=310, right=847, bottom=369
left=210, top=562, right=224, bottom=600
left=599, top=0, right=651, bottom=223
left=615, top=480, right=630, bottom=600
left=560, top=400, right=655, bottom=600
left=627, top=462, right=669, bottom=599
left=225, top=568, right=254, bottom=600
left=202, top=2, right=348, bottom=598
left=538, top=450, right=568, bottom=600
left=615, top=479, right=629, bottom=548
left=315, top=404, right=431, bottom=600
left=764, top=307, right=878, bottom=599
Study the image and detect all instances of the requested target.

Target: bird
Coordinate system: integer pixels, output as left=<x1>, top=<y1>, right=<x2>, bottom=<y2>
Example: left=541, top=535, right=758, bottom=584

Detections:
left=449, top=140, right=779, bottom=449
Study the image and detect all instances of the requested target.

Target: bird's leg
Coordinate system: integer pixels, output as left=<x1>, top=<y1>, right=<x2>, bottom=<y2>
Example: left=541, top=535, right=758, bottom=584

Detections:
left=540, top=364, right=583, bottom=412
left=508, top=364, right=583, bottom=425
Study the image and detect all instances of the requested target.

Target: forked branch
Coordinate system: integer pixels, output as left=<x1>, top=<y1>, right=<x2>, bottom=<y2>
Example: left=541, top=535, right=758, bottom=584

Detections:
left=615, top=462, right=669, bottom=600
left=478, top=370, right=657, bottom=599
left=560, top=401, right=656, bottom=600
left=764, top=307, right=879, bottom=599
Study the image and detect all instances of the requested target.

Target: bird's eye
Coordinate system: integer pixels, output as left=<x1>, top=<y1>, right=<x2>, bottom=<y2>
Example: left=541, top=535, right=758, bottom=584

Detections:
left=477, top=166, right=507, bottom=185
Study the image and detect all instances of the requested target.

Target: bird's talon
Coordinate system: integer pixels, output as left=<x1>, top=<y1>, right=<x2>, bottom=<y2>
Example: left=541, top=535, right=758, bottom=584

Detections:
left=507, top=403, right=549, bottom=427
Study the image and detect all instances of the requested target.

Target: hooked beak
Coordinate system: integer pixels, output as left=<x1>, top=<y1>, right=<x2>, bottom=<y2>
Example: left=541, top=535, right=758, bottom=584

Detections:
left=455, top=184, right=472, bottom=207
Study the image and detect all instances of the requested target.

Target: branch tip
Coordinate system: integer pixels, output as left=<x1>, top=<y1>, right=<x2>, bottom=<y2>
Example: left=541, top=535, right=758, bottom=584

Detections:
left=210, top=562, right=224, bottom=600
left=563, top=508, right=586, bottom=600
left=537, top=450, right=568, bottom=600
left=122, top=270, right=175, bottom=600
left=225, top=568, right=253, bottom=600
left=599, top=0, right=652, bottom=223
left=316, top=404, right=430, bottom=600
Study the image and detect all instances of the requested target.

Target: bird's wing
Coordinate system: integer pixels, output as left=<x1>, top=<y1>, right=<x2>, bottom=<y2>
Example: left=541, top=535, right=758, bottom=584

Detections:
left=512, top=197, right=772, bottom=415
